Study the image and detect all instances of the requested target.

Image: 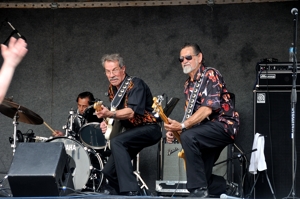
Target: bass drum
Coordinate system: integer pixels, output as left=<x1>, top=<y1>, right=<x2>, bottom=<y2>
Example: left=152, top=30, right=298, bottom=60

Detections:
left=46, top=137, right=103, bottom=191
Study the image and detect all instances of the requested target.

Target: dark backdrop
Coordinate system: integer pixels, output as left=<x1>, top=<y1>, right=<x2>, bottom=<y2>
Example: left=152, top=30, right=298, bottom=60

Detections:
left=0, top=2, right=299, bottom=198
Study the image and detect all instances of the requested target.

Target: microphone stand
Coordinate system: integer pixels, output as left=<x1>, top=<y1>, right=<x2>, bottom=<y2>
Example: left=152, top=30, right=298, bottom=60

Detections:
left=290, top=9, right=298, bottom=199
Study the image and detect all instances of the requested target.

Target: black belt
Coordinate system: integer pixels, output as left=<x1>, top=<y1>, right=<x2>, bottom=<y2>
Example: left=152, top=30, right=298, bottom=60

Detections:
left=142, top=122, right=157, bottom=126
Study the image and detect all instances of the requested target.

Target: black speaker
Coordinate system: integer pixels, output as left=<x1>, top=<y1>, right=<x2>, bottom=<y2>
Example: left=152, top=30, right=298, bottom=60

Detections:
left=253, top=90, right=300, bottom=199
left=8, top=142, right=74, bottom=197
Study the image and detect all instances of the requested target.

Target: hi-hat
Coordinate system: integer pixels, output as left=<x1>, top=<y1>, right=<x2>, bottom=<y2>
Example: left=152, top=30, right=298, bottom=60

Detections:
left=0, top=99, right=43, bottom=125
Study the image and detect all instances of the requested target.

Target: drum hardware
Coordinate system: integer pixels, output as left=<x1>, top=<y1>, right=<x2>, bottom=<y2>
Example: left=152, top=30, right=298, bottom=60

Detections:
left=0, top=98, right=43, bottom=155
left=0, top=175, right=10, bottom=197
left=66, top=108, right=75, bottom=137
left=46, top=137, right=104, bottom=192
left=33, top=136, right=49, bottom=142
left=8, top=128, right=49, bottom=144
left=63, top=108, right=86, bottom=138
left=62, top=124, right=75, bottom=138
left=79, top=122, right=106, bottom=150
left=8, top=129, right=24, bottom=144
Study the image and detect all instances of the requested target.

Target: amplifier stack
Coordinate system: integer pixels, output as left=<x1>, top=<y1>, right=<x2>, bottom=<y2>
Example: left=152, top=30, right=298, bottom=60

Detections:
left=255, top=62, right=300, bottom=89
left=253, top=62, right=300, bottom=198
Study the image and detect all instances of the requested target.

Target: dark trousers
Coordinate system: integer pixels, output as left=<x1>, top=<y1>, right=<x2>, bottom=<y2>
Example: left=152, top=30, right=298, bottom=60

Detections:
left=180, top=121, right=234, bottom=192
left=102, top=123, right=162, bottom=193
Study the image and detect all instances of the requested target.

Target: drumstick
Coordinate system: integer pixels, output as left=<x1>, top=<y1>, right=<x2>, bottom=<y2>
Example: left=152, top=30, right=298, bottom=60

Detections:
left=43, top=121, right=56, bottom=134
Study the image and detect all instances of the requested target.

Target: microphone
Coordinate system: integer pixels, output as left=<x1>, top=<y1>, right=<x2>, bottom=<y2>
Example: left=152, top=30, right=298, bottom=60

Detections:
left=220, top=193, right=242, bottom=199
left=291, top=8, right=298, bottom=15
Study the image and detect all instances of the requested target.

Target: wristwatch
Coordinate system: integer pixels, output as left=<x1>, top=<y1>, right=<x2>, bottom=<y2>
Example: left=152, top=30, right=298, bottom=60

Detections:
left=112, top=111, right=116, bottom=118
left=181, top=122, right=187, bottom=131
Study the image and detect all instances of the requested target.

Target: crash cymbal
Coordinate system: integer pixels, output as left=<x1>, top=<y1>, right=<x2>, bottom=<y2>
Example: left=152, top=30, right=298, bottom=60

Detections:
left=0, top=99, right=43, bottom=125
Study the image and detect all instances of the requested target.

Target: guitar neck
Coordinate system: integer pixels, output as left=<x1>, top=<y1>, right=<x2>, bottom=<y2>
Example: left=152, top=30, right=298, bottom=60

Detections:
left=160, top=112, right=181, bottom=143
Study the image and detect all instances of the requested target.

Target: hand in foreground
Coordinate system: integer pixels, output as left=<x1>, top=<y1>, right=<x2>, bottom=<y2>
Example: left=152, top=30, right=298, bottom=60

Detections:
left=1, top=37, right=28, bottom=68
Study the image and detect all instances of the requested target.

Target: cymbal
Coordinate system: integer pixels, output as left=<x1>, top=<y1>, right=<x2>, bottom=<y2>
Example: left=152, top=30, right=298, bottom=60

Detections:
left=0, top=99, right=43, bottom=125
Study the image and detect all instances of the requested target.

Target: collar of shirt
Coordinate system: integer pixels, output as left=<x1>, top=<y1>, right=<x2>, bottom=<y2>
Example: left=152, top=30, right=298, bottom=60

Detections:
left=190, top=64, right=206, bottom=82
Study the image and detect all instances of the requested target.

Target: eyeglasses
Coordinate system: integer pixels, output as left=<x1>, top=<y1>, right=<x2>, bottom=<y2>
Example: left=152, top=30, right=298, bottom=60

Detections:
left=104, top=67, right=121, bottom=75
left=178, top=54, right=198, bottom=63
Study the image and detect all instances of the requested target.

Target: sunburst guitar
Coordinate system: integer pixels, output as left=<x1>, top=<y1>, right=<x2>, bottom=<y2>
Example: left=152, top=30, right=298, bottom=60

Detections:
left=152, top=96, right=186, bottom=169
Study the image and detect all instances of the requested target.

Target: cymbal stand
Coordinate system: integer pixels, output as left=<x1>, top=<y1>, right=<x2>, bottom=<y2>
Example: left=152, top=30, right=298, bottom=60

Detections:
left=63, top=108, right=75, bottom=137
left=133, top=153, right=149, bottom=195
left=11, top=112, right=19, bottom=156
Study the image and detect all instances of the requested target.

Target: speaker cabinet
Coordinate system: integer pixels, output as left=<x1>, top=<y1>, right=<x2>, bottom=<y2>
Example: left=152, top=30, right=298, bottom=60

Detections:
left=8, top=142, right=74, bottom=197
left=253, top=90, right=300, bottom=199
left=156, top=139, right=229, bottom=196
left=162, top=142, right=186, bottom=181
left=159, top=139, right=229, bottom=181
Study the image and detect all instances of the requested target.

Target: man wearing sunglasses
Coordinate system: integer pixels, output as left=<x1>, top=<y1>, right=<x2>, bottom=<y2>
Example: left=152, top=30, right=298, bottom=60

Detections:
left=164, top=43, right=239, bottom=198
left=95, top=53, right=162, bottom=196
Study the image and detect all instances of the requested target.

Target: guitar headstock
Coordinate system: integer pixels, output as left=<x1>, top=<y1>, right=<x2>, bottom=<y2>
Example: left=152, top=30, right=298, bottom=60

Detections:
left=93, top=101, right=103, bottom=111
left=152, top=95, right=164, bottom=118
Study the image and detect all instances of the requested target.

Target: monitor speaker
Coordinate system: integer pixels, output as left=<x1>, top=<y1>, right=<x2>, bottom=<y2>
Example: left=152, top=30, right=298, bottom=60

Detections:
left=253, top=90, right=300, bottom=199
left=8, top=142, right=74, bottom=197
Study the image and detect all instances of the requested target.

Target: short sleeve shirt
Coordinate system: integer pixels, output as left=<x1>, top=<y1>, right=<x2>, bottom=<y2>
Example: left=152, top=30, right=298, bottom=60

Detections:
left=183, top=65, right=240, bottom=138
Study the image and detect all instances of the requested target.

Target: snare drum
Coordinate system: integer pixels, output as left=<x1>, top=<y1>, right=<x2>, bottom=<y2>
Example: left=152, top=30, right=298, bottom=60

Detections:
left=79, top=122, right=106, bottom=149
left=46, top=137, right=103, bottom=191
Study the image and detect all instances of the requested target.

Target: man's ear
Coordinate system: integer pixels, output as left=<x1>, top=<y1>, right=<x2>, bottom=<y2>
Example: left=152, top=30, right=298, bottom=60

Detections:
left=198, top=53, right=203, bottom=64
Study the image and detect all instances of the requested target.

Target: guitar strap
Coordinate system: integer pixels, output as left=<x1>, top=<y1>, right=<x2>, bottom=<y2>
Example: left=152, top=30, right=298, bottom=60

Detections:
left=182, top=67, right=211, bottom=122
left=111, top=76, right=134, bottom=108
left=104, top=76, right=134, bottom=149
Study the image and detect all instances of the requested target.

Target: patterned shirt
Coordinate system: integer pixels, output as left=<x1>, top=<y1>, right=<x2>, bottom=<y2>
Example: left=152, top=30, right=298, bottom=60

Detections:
left=107, top=75, right=158, bottom=129
left=183, top=64, right=239, bottom=139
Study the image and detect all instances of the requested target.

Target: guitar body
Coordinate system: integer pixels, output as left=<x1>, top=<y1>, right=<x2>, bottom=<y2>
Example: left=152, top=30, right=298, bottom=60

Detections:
left=104, top=107, right=115, bottom=140
left=93, top=102, right=122, bottom=145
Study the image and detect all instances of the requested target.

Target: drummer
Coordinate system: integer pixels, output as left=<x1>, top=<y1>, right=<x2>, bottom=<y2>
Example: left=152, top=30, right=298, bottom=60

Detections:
left=52, top=91, right=103, bottom=138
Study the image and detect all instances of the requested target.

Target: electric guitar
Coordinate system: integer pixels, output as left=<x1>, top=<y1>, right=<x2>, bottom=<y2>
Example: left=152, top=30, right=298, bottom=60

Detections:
left=93, top=101, right=114, bottom=140
left=152, top=96, right=186, bottom=169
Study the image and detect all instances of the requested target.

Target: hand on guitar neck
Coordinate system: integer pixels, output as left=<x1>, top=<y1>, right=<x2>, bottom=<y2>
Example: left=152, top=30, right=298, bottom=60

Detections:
left=152, top=96, right=186, bottom=164
left=152, top=97, right=182, bottom=142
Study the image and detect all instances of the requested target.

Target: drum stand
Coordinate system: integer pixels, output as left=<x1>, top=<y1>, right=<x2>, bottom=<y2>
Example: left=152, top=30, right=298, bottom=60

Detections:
left=11, top=113, right=20, bottom=156
left=63, top=108, right=75, bottom=137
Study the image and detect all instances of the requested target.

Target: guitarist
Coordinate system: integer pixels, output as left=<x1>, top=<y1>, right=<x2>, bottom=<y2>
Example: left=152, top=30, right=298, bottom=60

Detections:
left=95, top=53, right=162, bottom=196
left=164, top=43, right=239, bottom=198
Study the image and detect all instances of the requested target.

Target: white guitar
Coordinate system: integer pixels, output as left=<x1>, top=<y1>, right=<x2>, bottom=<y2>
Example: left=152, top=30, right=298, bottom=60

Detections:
left=93, top=101, right=114, bottom=140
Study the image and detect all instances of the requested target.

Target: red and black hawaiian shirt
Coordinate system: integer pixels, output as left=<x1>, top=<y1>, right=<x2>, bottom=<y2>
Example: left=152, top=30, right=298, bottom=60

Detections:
left=183, top=64, right=240, bottom=139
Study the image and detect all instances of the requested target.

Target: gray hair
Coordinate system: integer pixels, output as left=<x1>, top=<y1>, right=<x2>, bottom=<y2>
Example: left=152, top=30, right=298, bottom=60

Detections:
left=101, top=53, right=125, bottom=68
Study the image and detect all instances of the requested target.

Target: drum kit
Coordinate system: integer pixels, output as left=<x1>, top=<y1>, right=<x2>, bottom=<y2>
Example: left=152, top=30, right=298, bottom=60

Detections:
left=0, top=98, right=108, bottom=192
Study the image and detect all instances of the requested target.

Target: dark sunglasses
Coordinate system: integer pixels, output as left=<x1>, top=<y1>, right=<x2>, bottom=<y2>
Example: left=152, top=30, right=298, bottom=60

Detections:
left=178, top=54, right=197, bottom=62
